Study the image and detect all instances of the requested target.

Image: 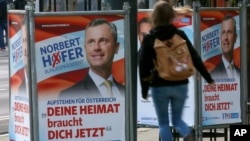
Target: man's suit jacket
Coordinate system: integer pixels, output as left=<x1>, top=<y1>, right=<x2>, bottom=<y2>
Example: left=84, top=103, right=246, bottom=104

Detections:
left=59, top=73, right=125, bottom=98
left=210, top=61, right=240, bottom=78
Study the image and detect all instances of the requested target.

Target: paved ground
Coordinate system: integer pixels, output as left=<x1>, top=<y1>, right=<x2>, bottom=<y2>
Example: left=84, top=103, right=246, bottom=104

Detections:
left=0, top=127, right=228, bottom=141
left=0, top=133, right=8, bottom=141
left=137, top=127, right=228, bottom=141
left=138, top=128, right=160, bottom=141
left=0, top=44, right=8, bottom=58
left=0, top=46, right=9, bottom=141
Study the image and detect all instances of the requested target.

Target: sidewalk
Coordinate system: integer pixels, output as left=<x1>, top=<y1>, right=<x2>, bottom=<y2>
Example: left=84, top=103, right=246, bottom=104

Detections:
left=0, top=127, right=229, bottom=141
left=137, top=127, right=229, bottom=141
left=138, top=127, right=160, bottom=141
left=0, top=133, right=8, bottom=141
left=0, top=47, right=8, bottom=57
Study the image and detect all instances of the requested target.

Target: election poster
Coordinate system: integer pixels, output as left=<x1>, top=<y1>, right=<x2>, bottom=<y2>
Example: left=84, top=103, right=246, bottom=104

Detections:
left=34, top=14, right=125, bottom=140
left=200, top=10, right=241, bottom=125
left=136, top=10, right=195, bottom=126
left=8, top=13, right=31, bottom=141
left=136, top=11, right=157, bottom=126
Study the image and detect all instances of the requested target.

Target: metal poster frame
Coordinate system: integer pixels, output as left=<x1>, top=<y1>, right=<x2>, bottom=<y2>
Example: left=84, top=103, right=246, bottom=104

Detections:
left=8, top=9, right=32, bottom=141
left=33, top=11, right=128, bottom=141
left=247, top=3, right=250, bottom=125
left=8, top=2, right=135, bottom=141
left=8, top=0, right=250, bottom=141
left=193, top=1, right=248, bottom=140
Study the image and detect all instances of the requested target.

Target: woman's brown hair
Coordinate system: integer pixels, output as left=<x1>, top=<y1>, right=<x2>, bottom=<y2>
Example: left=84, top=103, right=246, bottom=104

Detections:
left=150, top=0, right=193, bottom=27
left=151, top=1, right=175, bottom=28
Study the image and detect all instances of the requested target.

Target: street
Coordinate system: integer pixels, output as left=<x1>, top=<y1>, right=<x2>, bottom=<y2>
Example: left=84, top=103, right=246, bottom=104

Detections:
left=0, top=51, right=9, bottom=135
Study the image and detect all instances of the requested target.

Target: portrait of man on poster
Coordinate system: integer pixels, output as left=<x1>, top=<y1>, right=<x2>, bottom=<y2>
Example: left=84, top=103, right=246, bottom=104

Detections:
left=210, top=14, right=240, bottom=80
left=59, top=18, right=125, bottom=98
left=137, top=17, right=152, bottom=47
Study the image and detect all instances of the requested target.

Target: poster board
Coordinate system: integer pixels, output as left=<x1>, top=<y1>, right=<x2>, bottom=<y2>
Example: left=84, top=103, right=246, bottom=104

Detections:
left=34, top=13, right=126, bottom=141
left=8, top=11, right=31, bottom=141
left=200, top=9, right=241, bottom=126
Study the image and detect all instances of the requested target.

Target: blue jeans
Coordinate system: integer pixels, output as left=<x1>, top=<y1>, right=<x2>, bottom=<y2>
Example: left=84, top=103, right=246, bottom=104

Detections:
left=151, top=84, right=191, bottom=141
left=0, top=21, right=7, bottom=49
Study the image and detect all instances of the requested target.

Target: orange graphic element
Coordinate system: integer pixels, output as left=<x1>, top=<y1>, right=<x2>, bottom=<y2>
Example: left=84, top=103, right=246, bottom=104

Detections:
left=10, top=69, right=24, bottom=95
left=112, top=59, right=125, bottom=85
left=35, top=15, right=124, bottom=42
left=204, top=47, right=240, bottom=72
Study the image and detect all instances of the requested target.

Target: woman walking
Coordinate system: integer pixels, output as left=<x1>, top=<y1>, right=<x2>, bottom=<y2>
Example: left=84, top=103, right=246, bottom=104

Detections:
left=139, top=1, right=215, bottom=141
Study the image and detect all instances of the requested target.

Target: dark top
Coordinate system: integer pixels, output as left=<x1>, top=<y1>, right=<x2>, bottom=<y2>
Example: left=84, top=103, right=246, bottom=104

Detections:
left=210, top=60, right=240, bottom=78
left=59, top=73, right=125, bottom=98
left=139, top=24, right=214, bottom=98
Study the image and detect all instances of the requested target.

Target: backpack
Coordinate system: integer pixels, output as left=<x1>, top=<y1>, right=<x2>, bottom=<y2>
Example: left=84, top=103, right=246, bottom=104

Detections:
left=153, top=34, right=194, bottom=81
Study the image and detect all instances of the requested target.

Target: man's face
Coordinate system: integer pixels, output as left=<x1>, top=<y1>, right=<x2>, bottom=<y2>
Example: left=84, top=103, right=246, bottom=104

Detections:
left=85, top=23, right=119, bottom=71
left=138, top=22, right=152, bottom=44
left=220, top=19, right=237, bottom=55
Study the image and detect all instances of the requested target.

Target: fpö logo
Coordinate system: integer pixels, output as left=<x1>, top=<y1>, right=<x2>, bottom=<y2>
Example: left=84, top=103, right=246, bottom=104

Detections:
left=222, top=113, right=239, bottom=119
left=40, top=37, right=83, bottom=68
